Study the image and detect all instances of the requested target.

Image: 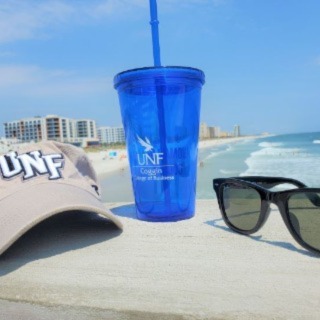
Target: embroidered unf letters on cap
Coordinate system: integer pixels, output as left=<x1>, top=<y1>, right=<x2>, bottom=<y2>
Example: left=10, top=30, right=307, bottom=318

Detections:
left=0, top=150, right=64, bottom=181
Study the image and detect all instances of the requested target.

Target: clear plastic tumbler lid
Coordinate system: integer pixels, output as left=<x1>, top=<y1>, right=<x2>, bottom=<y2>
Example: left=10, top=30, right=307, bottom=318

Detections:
left=114, top=66, right=205, bottom=89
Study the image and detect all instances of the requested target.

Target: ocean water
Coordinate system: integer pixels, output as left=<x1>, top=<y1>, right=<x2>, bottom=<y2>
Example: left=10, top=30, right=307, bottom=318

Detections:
left=101, top=132, right=320, bottom=202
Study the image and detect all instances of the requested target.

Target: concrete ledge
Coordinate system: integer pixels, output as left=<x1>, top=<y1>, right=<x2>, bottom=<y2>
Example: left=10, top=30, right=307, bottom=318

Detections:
left=0, top=200, right=320, bottom=319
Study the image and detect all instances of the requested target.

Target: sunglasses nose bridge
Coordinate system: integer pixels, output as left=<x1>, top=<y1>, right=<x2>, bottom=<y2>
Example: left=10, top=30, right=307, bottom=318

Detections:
left=266, top=191, right=277, bottom=204
left=262, top=191, right=278, bottom=213
left=265, top=191, right=285, bottom=217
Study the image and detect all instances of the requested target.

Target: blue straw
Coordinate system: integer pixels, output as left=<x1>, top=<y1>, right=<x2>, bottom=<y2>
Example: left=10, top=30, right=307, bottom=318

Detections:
left=149, top=0, right=170, bottom=206
left=149, top=0, right=162, bottom=67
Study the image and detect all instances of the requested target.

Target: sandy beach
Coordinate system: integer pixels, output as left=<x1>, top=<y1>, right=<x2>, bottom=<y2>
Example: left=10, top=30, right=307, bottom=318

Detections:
left=87, top=136, right=257, bottom=177
left=86, top=149, right=129, bottom=177
left=198, top=136, right=258, bottom=149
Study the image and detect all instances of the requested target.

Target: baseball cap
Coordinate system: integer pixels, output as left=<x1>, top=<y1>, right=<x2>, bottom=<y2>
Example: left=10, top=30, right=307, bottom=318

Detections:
left=0, top=141, right=122, bottom=256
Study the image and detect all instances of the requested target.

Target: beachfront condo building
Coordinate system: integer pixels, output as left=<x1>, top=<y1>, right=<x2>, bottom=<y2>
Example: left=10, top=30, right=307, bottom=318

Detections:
left=98, top=126, right=125, bottom=144
left=209, top=126, right=221, bottom=138
left=3, top=115, right=98, bottom=147
left=200, top=123, right=222, bottom=139
left=199, top=122, right=210, bottom=139
left=234, top=125, right=241, bottom=137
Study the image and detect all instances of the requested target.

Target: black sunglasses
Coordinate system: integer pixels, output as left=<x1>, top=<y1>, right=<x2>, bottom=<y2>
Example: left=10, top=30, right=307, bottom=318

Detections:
left=213, top=176, right=320, bottom=254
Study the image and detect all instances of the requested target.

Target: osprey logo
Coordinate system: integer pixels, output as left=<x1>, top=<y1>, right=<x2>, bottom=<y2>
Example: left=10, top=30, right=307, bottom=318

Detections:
left=0, top=150, right=64, bottom=181
left=137, top=135, right=153, bottom=152
left=136, top=136, right=164, bottom=166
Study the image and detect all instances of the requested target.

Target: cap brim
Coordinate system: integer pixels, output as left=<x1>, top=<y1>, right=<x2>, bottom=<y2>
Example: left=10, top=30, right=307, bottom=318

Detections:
left=0, top=183, right=123, bottom=256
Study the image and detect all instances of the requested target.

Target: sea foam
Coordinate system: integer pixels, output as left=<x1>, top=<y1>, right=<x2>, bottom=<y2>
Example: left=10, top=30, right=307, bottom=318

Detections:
left=258, top=142, right=284, bottom=148
left=241, top=143, right=320, bottom=187
left=202, top=145, right=233, bottom=162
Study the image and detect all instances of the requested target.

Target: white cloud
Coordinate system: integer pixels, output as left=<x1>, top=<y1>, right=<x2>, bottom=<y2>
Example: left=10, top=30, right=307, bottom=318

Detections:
left=0, top=0, right=226, bottom=43
left=0, top=64, right=112, bottom=96
left=0, top=50, right=16, bottom=57
left=0, top=1, right=75, bottom=43
left=88, top=0, right=147, bottom=19
left=176, top=0, right=225, bottom=4
left=0, top=0, right=149, bottom=43
left=160, top=0, right=226, bottom=10
left=0, top=65, right=40, bottom=86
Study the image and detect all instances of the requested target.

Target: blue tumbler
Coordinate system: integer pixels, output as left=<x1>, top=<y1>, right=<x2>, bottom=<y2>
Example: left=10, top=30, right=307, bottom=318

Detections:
left=114, top=66, right=205, bottom=222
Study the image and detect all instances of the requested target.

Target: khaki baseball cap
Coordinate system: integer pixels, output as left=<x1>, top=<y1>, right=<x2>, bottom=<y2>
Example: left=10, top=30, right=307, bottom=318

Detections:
left=0, top=141, right=122, bottom=255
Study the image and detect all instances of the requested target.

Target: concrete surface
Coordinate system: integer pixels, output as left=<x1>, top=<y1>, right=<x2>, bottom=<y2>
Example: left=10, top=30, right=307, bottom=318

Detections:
left=0, top=200, right=320, bottom=319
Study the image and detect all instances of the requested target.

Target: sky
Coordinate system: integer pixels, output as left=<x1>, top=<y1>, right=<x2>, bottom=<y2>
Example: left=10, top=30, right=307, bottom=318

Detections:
left=0, top=0, right=319, bottom=136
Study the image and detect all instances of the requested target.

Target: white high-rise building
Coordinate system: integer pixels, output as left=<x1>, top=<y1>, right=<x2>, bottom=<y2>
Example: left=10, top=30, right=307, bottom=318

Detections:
left=199, top=123, right=222, bottom=139
left=199, top=122, right=210, bottom=140
left=98, top=126, right=125, bottom=144
left=234, top=125, right=241, bottom=137
left=4, top=115, right=98, bottom=147
left=4, top=116, right=44, bottom=142
left=208, top=126, right=221, bottom=138
left=76, top=119, right=97, bottom=139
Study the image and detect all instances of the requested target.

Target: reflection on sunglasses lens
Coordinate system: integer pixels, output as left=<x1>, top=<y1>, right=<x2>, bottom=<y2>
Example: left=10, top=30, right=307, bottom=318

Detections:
left=288, top=192, right=320, bottom=251
left=223, top=184, right=261, bottom=231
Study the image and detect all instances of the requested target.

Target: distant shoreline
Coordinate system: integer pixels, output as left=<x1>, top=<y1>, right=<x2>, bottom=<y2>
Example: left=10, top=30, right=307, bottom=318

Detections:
left=88, top=136, right=260, bottom=177
left=198, top=135, right=260, bottom=149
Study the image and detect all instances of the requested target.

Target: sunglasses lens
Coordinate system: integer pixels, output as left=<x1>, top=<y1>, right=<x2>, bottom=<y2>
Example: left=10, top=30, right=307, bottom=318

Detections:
left=288, top=192, right=320, bottom=251
left=222, top=184, right=261, bottom=231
